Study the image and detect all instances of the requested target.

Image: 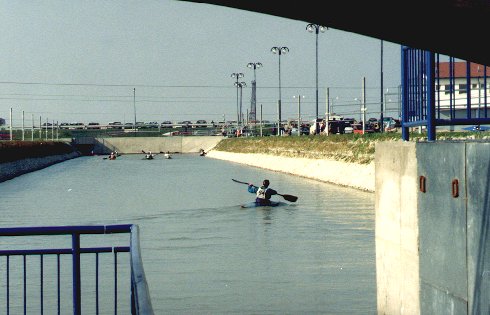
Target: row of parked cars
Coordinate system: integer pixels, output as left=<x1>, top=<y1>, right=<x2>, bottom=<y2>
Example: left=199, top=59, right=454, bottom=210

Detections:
left=53, top=120, right=211, bottom=130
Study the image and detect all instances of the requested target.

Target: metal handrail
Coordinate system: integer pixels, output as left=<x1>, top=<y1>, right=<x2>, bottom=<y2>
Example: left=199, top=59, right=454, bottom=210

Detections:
left=0, top=224, right=154, bottom=315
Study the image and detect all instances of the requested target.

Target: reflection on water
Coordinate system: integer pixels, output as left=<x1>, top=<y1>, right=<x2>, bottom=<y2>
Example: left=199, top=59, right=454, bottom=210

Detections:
left=0, top=153, right=376, bottom=314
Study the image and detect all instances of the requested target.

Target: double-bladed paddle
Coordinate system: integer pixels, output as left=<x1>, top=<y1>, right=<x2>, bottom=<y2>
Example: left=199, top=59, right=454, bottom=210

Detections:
left=232, top=178, right=298, bottom=202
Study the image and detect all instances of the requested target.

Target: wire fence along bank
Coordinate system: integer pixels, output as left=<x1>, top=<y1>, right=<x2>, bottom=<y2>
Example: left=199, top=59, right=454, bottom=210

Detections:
left=0, top=224, right=153, bottom=315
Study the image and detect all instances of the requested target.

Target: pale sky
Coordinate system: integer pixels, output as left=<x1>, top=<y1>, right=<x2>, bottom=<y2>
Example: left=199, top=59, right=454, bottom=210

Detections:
left=0, top=0, right=402, bottom=126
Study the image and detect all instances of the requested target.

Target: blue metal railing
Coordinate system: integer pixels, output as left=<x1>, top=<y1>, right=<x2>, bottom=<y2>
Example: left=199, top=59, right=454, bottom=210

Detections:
left=401, top=47, right=490, bottom=140
left=0, top=224, right=153, bottom=315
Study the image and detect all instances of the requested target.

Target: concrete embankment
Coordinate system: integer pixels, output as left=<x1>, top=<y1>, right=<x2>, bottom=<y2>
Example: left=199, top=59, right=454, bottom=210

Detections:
left=92, top=136, right=224, bottom=154
left=206, top=150, right=375, bottom=192
left=0, top=151, right=81, bottom=183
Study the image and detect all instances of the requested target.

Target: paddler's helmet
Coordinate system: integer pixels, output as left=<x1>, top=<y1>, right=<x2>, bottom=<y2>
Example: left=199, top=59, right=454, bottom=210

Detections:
left=263, top=179, right=270, bottom=187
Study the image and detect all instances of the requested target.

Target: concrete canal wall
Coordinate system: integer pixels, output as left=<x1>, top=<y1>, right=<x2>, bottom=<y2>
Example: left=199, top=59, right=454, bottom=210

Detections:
left=0, top=151, right=81, bottom=183
left=376, top=141, right=490, bottom=314
left=92, top=136, right=223, bottom=154
left=205, top=150, right=375, bottom=192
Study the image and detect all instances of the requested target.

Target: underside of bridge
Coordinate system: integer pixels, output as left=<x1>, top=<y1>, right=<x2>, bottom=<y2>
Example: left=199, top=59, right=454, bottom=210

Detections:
left=186, top=0, right=490, bottom=66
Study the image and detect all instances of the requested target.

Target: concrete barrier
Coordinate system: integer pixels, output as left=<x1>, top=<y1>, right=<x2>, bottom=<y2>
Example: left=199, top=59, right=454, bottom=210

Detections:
left=375, top=141, right=490, bottom=314
left=0, top=151, right=81, bottom=183
left=93, top=136, right=224, bottom=154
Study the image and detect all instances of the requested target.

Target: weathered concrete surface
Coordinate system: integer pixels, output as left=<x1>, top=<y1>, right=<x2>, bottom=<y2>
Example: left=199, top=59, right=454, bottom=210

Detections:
left=375, top=141, right=490, bottom=314
left=0, top=151, right=81, bottom=183
left=93, top=136, right=224, bottom=154
left=206, top=150, right=375, bottom=192
left=375, top=141, right=420, bottom=315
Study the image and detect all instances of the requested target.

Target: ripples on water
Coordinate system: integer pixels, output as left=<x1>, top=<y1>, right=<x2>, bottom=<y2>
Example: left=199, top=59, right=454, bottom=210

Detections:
left=0, top=153, right=376, bottom=314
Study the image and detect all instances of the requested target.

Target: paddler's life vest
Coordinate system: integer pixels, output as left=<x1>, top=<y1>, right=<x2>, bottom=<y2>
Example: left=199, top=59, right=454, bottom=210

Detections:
left=256, top=186, right=269, bottom=200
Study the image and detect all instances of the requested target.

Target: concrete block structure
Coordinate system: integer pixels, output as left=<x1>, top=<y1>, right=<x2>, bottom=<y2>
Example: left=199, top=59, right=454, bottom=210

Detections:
left=375, top=141, right=490, bottom=314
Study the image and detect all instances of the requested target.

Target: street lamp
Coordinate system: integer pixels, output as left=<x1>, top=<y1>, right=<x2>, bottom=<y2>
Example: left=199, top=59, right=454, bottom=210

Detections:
left=355, top=97, right=367, bottom=134
left=306, top=23, right=326, bottom=133
left=231, top=72, right=244, bottom=128
left=271, top=46, right=289, bottom=135
left=293, top=95, right=305, bottom=136
left=247, top=62, right=262, bottom=122
left=234, top=81, right=246, bottom=127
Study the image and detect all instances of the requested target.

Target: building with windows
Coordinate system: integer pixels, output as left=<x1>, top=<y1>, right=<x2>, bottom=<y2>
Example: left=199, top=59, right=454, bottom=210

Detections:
left=436, top=62, right=490, bottom=120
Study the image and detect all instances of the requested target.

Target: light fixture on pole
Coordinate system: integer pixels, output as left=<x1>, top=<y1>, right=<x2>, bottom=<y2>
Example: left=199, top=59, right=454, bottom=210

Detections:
left=306, top=23, right=326, bottom=134
left=133, top=88, right=137, bottom=134
left=247, top=62, right=262, bottom=122
left=231, top=72, right=245, bottom=128
left=355, top=98, right=367, bottom=134
left=271, top=46, right=289, bottom=136
left=234, top=81, right=246, bottom=127
left=293, top=95, right=305, bottom=136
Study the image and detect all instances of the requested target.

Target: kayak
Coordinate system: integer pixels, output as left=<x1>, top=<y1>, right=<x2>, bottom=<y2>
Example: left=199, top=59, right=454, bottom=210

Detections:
left=240, top=201, right=286, bottom=208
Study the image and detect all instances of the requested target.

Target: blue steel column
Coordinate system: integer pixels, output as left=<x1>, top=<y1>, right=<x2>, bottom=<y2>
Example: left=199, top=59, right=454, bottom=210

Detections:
left=72, top=233, right=81, bottom=315
left=401, top=46, right=409, bottom=141
left=426, top=51, right=436, bottom=141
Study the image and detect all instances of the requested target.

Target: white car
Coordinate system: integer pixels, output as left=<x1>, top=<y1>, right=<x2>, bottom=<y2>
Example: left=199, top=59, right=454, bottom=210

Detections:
left=344, top=126, right=354, bottom=134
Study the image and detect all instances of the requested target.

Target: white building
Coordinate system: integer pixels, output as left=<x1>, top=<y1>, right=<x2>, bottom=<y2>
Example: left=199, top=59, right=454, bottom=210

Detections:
left=436, top=61, right=490, bottom=120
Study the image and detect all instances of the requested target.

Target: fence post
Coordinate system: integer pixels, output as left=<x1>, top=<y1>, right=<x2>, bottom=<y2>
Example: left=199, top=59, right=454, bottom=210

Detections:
left=72, top=233, right=81, bottom=315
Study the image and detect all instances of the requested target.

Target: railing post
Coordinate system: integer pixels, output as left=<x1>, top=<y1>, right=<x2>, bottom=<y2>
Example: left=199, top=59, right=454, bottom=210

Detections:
left=426, top=51, right=436, bottom=141
left=72, top=233, right=81, bottom=315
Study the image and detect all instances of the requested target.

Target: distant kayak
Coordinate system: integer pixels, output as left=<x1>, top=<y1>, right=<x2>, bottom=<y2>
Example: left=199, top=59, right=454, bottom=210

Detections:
left=240, top=201, right=286, bottom=208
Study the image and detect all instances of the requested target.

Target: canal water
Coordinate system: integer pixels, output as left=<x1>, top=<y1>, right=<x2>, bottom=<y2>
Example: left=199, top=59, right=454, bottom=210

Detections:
left=0, top=153, right=376, bottom=314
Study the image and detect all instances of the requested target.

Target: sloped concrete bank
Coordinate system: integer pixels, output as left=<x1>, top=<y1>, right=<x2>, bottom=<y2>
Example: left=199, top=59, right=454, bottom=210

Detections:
left=0, top=151, right=81, bottom=183
left=206, top=150, right=375, bottom=192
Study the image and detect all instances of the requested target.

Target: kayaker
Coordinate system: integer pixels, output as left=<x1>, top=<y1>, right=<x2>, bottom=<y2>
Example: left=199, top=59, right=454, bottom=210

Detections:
left=248, top=179, right=277, bottom=206
left=109, top=152, right=116, bottom=160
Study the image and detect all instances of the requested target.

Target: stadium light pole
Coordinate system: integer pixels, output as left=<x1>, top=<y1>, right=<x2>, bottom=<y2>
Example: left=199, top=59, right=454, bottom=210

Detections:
left=231, top=72, right=244, bottom=129
left=293, top=95, right=305, bottom=136
left=271, top=46, right=289, bottom=136
left=306, top=23, right=326, bottom=134
left=247, top=62, right=262, bottom=122
left=234, top=81, right=247, bottom=127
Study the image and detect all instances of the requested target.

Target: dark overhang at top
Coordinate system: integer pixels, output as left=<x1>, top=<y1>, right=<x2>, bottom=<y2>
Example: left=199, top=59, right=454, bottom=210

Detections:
left=183, top=0, right=490, bottom=66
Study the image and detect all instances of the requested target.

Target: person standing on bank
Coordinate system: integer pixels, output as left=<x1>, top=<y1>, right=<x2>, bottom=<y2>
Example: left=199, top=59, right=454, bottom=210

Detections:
left=248, top=179, right=277, bottom=206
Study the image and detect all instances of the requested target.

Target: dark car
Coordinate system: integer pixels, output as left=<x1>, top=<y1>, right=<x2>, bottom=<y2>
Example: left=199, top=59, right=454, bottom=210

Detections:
left=87, top=122, right=100, bottom=129
left=195, top=120, right=207, bottom=128
left=177, top=121, right=192, bottom=128
left=160, top=121, right=173, bottom=128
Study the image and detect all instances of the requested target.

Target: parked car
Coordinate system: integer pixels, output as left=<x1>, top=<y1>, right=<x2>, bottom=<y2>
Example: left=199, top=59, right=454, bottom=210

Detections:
left=145, top=122, right=159, bottom=128
left=70, top=122, right=85, bottom=129
left=160, top=121, right=173, bottom=128
left=135, top=122, right=145, bottom=129
left=352, top=123, right=375, bottom=134
left=177, top=121, right=192, bottom=129
left=59, top=123, right=70, bottom=129
left=107, top=122, right=123, bottom=129
left=344, top=125, right=354, bottom=134
left=87, top=122, right=100, bottom=129
left=195, top=120, right=207, bottom=128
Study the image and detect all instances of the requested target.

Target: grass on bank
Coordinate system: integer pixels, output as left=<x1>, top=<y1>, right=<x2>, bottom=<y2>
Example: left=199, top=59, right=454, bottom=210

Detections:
left=213, top=131, right=490, bottom=164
